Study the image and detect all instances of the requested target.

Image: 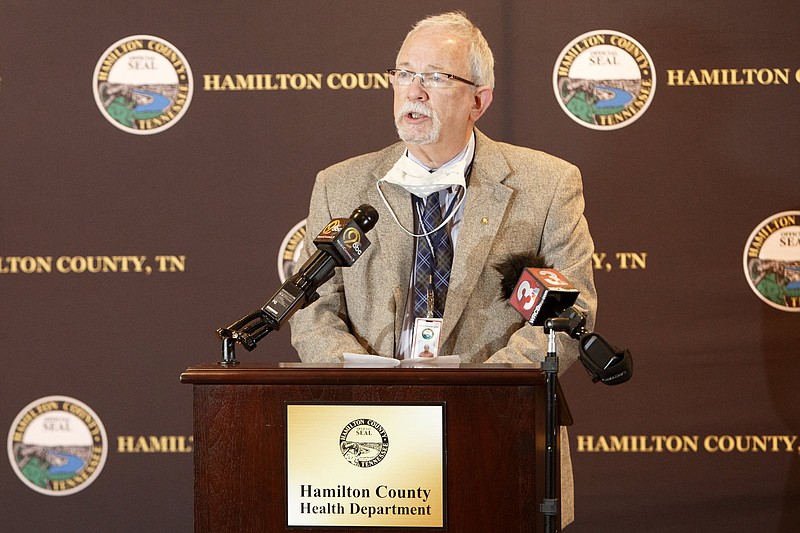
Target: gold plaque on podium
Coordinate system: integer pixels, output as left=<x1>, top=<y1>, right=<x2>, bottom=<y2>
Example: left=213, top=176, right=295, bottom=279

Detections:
left=287, top=403, right=446, bottom=527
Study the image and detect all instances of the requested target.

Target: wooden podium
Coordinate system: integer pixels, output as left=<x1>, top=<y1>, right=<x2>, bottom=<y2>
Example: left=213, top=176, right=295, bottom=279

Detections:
left=180, top=363, right=563, bottom=532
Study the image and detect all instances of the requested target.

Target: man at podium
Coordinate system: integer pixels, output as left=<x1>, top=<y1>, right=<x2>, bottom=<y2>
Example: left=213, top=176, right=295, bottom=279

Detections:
left=289, top=11, right=597, bottom=526
left=289, top=11, right=596, bottom=371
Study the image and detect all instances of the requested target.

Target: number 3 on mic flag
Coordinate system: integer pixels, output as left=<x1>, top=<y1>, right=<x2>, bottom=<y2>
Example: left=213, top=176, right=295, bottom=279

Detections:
left=509, top=268, right=579, bottom=325
left=516, top=280, right=540, bottom=311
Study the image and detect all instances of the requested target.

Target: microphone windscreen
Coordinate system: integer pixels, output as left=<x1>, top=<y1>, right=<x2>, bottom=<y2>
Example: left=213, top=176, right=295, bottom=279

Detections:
left=494, top=251, right=551, bottom=300
left=351, top=204, right=379, bottom=232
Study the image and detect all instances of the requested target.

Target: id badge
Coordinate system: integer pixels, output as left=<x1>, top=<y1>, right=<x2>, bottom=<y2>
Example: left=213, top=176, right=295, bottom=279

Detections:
left=411, top=317, right=443, bottom=358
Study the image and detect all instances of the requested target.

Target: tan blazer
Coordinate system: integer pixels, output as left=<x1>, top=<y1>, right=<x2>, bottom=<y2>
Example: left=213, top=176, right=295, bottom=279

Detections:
left=290, top=130, right=596, bottom=526
left=290, top=130, right=596, bottom=366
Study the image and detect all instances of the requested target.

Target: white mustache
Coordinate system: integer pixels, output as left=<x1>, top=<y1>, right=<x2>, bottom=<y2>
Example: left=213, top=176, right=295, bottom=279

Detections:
left=396, top=101, right=437, bottom=121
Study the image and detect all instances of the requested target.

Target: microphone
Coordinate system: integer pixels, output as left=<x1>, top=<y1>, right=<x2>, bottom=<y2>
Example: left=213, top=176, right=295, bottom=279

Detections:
left=495, top=251, right=632, bottom=385
left=543, top=306, right=632, bottom=385
left=218, top=204, right=378, bottom=351
left=261, top=203, right=378, bottom=331
left=578, top=331, right=633, bottom=385
left=495, top=251, right=579, bottom=326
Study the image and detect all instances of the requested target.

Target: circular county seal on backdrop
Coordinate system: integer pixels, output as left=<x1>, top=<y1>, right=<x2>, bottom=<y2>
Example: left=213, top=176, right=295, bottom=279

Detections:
left=7, top=396, right=109, bottom=496
left=743, top=211, right=800, bottom=311
left=339, top=419, right=389, bottom=468
left=93, top=35, right=193, bottom=134
left=278, top=219, right=307, bottom=283
left=553, top=30, right=655, bottom=130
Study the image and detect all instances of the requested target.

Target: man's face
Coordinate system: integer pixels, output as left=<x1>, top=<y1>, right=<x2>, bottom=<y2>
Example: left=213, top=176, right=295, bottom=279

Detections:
left=393, top=27, right=478, bottom=157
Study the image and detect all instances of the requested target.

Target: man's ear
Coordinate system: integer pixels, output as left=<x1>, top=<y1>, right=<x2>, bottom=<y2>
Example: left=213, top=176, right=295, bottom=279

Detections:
left=471, top=86, right=493, bottom=121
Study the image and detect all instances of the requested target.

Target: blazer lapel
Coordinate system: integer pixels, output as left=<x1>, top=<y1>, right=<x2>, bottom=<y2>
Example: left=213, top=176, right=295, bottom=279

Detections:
left=441, top=132, right=513, bottom=344
left=366, top=146, right=415, bottom=339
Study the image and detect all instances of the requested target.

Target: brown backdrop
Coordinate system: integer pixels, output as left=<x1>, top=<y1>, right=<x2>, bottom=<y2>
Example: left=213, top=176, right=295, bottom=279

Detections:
left=2, top=1, right=798, bottom=531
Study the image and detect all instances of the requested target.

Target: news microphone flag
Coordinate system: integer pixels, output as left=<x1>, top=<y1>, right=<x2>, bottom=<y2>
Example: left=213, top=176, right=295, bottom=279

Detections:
left=509, top=267, right=579, bottom=326
left=312, top=217, right=371, bottom=267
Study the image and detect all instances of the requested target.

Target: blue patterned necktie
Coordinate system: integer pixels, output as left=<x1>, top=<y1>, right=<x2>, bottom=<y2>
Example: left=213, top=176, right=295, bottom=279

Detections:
left=412, top=192, right=453, bottom=318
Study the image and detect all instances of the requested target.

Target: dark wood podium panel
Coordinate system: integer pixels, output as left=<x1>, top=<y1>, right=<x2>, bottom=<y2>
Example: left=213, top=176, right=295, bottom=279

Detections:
left=181, top=363, right=552, bottom=532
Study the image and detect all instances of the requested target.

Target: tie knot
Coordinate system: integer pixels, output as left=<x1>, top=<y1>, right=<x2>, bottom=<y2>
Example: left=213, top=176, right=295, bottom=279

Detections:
left=425, top=191, right=440, bottom=207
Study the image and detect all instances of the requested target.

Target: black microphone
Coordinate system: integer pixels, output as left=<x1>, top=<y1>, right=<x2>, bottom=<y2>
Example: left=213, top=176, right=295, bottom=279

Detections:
left=260, top=204, right=379, bottom=332
left=494, top=252, right=579, bottom=326
left=543, top=305, right=632, bottom=385
left=495, top=251, right=632, bottom=385
left=218, top=204, right=378, bottom=352
left=578, top=331, right=633, bottom=385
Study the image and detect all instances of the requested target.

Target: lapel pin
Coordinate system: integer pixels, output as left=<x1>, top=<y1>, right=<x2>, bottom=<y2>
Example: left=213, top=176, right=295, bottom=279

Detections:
left=480, top=216, right=489, bottom=225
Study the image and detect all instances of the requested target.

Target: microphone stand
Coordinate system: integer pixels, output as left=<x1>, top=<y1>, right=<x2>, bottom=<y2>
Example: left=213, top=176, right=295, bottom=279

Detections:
left=540, top=311, right=585, bottom=533
left=540, top=320, right=560, bottom=533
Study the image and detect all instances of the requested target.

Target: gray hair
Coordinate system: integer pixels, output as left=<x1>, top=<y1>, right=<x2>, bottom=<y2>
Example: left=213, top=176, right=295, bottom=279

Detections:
left=403, top=11, right=495, bottom=89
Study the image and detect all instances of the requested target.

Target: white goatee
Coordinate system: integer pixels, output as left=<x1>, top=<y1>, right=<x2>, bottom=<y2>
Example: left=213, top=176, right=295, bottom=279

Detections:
left=395, top=101, right=441, bottom=145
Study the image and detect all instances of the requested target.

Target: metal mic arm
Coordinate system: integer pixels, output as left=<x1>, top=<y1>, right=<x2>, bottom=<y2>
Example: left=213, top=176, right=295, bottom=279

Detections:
left=550, top=306, right=634, bottom=385
left=216, top=310, right=275, bottom=365
left=546, top=306, right=587, bottom=339
left=215, top=262, right=331, bottom=366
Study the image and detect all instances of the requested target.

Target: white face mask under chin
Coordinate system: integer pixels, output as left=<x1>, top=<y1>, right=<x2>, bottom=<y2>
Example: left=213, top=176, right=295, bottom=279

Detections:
left=376, top=154, right=467, bottom=238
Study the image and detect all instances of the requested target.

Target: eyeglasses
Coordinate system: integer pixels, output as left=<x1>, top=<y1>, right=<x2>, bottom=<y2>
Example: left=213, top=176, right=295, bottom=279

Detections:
left=386, top=68, right=476, bottom=88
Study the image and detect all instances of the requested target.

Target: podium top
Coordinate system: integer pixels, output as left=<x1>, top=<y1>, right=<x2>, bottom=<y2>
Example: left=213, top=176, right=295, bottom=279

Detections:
left=180, top=362, right=547, bottom=387
left=180, top=362, right=572, bottom=425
